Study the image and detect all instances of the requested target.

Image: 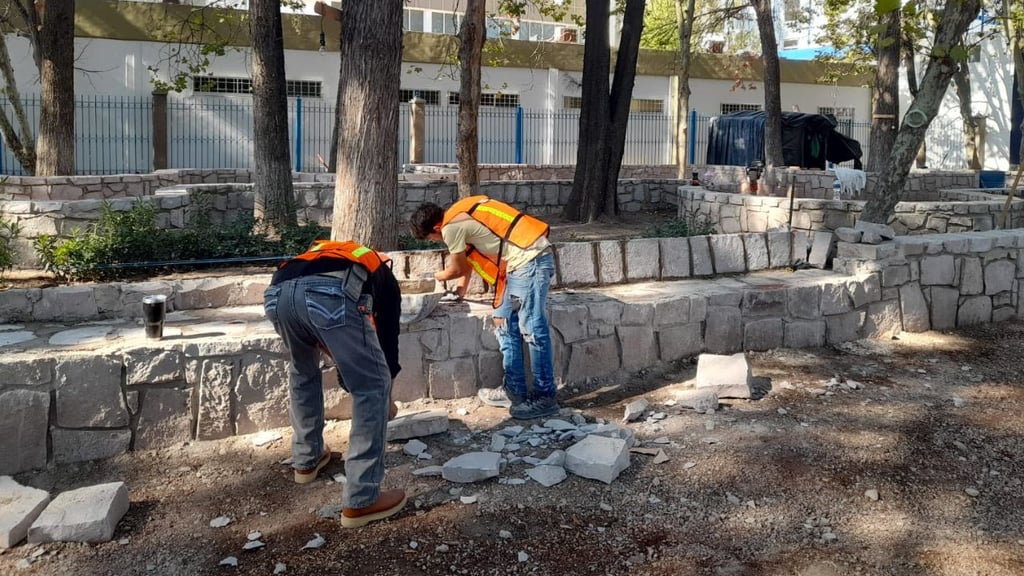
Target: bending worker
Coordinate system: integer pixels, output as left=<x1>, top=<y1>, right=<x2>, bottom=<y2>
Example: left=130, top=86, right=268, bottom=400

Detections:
left=409, top=196, right=560, bottom=420
left=263, top=239, right=406, bottom=528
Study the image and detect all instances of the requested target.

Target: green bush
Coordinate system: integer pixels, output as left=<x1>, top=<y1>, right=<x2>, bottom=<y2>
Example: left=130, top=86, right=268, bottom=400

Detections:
left=647, top=209, right=717, bottom=238
left=0, top=213, right=19, bottom=280
left=33, top=198, right=328, bottom=283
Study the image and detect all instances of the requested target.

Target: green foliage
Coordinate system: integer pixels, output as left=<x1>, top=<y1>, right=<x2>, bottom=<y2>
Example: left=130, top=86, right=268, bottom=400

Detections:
left=32, top=197, right=327, bottom=284
left=147, top=1, right=249, bottom=93
left=0, top=213, right=20, bottom=280
left=646, top=209, right=716, bottom=238
left=398, top=234, right=446, bottom=251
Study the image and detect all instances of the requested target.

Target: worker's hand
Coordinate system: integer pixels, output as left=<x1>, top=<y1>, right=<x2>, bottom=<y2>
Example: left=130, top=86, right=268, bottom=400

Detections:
left=492, top=317, right=505, bottom=329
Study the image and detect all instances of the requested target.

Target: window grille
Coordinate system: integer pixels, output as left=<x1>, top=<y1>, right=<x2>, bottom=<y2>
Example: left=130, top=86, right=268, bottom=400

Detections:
left=400, top=89, right=440, bottom=105
left=721, top=103, right=762, bottom=114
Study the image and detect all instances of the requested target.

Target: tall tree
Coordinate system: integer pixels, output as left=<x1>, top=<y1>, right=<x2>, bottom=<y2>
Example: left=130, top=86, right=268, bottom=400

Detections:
left=456, top=0, right=486, bottom=198
left=250, top=0, right=296, bottom=233
left=1002, top=0, right=1023, bottom=166
left=674, top=0, right=697, bottom=179
left=749, top=0, right=784, bottom=168
left=331, top=0, right=403, bottom=249
left=563, top=0, right=647, bottom=222
left=0, top=32, right=36, bottom=173
left=866, top=4, right=900, bottom=172
left=952, top=59, right=981, bottom=169
left=861, top=0, right=982, bottom=223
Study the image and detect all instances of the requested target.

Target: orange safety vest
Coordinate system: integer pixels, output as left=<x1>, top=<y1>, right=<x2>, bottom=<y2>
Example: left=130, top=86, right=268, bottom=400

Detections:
left=441, top=196, right=549, bottom=308
left=283, top=239, right=389, bottom=272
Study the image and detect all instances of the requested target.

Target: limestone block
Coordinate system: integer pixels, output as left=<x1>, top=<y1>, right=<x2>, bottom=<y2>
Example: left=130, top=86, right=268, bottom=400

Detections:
left=863, top=300, right=902, bottom=339
left=659, top=237, right=691, bottom=279
left=124, top=349, right=184, bottom=386
left=820, top=283, right=852, bottom=315
left=704, top=307, right=743, bottom=354
left=742, top=289, right=787, bottom=318
left=825, top=310, right=865, bottom=344
left=834, top=227, right=862, bottom=243
left=621, top=302, right=654, bottom=326
left=618, top=326, right=657, bottom=372
left=55, top=356, right=127, bottom=428
left=959, top=257, right=984, bottom=295
left=984, top=260, right=1015, bottom=295
left=28, top=482, right=129, bottom=544
left=848, top=275, right=882, bottom=308
left=993, top=306, right=1016, bottom=323
left=657, top=323, right=703, bottom=361
left=428, top=358, right=477, bottom=399
left=442, top=452, right=503, bottom=483
left=134, top=387, right=193, bottom=450
left=928, top=287, right=960, bottom=330
left=235, top=353, right=290, bottom=435
left=0, top=389, right=49, bottom=475
left=320, top=368, right=354, bottom=421
left=405, top=251, right=446, bottom=281
left=653, top=298, right=690, bottom=327
left=0, top=476, right=50, bottom=548
left=526, top=465, right=567, bottom=487
left=564, top=436, right=630, bottom=484
left=881, top=265, right=911, bottom=287
left=958, top=296, right=992, bottom=326
left=696, top=353, right=752, bottom=398
left=587, top=299, right=625, bottom=337
left=555, top=243, right=597, bottom=286
left=920, top=255, right=955, bottom=285
left=386, top=409, right=449, bottom=441
left=743, top=234, right=770, bottom=271
left=194, top=359, right=236, bottom=441
left=766, top=231, right=791, bottom=268
left=51, top=429, right=131, bottom=464
left=0, top=290, right=32, bottom=323
left=0, top=357, right=53, bottom=389
left=419, top=327, right=450, bottom=361
left=836, top=242, right=898, bottom=261
left=597, top=241, right=625, bottom=284
left=566, top=336, right=620, bottom=382
left=744, top=318, right=783, bottom=351
left=710, top=234, right=746, bottom=274
left=808, top=231, right=835, bottom=269
left=787, top=285, right=821, bottom=319
left=32, top=287, right=98, bottom=323
left=477, top=351, right=504, bottom=391
left=783, top=320, right=826, bottom=348
left=177, top=277, right=237, bottom=310
left=391, top=332, right=427, bottom=402
left=182, top=339, right=247, bottom=357
left=448, top=314, right=482, bottom=358
left=674, top=389, right=719, bottom=412
left=855, top=220, right=896, bottom=240
left=690, top=236, right=714, bottom=276
left=792, top=229, right=811, bottom=264
left=549, top=303, right=588, bottom=344
left=899, top=283, right=930, bottom=332
left=625, top=239, right=660, bottom=280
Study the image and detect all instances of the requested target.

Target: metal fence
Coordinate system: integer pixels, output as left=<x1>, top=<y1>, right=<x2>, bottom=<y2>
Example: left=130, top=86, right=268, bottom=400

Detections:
left=0, top=93, right=972, bottom=175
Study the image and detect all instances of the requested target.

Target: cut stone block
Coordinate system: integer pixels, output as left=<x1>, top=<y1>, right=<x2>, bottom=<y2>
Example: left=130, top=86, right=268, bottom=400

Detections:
left=564, top=435, right=630, bottom=484
left=618, top=326, right=657, bottom=372
left=586, top=424, right=636, bottom=449
left=920, top=255, right=955, bottom=285
left=441, top=452, right=503, bottom=483
left=704, top=307, right=743, bottom=354
left=625, top=239, right=660, bottom=280
left=855, top=220, right=896, bottom=240
left=743, top=234, right=769, bottom=271
left=0, top=476, right=50, bottom=548
left=51, top=429, right=132, bottom=464
left=657, top=322, right=703, bottom=361
left=695, top=353, right=752, bottom=399
left=556, top=243, right=597, bottom=285
left=622, top=398, right=649, bottom=422
left=928, top=287, right=960, bottom=330
left=984, top=260, right=1015, bottom=295
left=899, top=283, right=930, bottom=332
left=0, top=389, right=49, bottom=475
left=428, top=358, right=477, bottom=399
left=834, top=227, right=862, bottom=243
left=54, top=356, right=127, bottom=428
left=526, top=465, right=567, bottom=487
left=783, top=320, right=826, bottom=349
left=690, top=236, right=714, bottom=276
left=659, top=237, right=690, bottom=279
left=386, top=410, right=449, bottom=441
left=743, top=318, right=783, bottom=351
left=958, top=296, right=992, bottom=326
left=597, top=241, right=625, bottom=283
left=808, top=231, right=835, bottom=269
left=674, top=389, right=719, bottom=412
left=709, top=234, right=746, bottom=274
left=766, top=231, right=791, bottom=268
left=28, top=482, right=129, bottom=544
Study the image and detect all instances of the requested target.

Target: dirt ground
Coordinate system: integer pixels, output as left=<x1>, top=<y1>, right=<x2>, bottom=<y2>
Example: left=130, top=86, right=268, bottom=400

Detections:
left=4, top=320, right=1024, bottom=576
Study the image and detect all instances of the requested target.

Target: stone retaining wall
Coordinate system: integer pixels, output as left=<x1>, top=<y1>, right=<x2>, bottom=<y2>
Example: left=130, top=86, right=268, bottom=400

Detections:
left=426, top=164, right=678, bottom=181
left=694, top=166, right=980, bottom=199
left=679, top=188, right=1024, bottom=236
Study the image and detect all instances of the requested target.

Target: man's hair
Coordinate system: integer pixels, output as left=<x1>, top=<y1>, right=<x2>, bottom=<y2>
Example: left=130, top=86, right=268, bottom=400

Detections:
left=409, top=203, right=444, bottom=239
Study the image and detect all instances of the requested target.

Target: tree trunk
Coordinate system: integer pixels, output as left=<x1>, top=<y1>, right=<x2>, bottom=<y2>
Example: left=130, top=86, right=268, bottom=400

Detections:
left=952, top=62, right=980, bottom=169
left=456, top=0, right=486, bottom=199
left=0, top=36, right=36, bottom=174
left=35, top=0, right=75, bottom=176
left=328, top=26, right=343, bottom=173
left=902, top=37, right=927, bottom=169
left=331, top=0, right=403, bottom=250
left=750, top=0, right=783, bottom=169
left=674, top=0, right=696, bottom=180
left=603, top=0, right=646, bottom=210
left=866, top=7, right=900, bottom=173
left=251, top=0, right=296, bottom=234
left=861, top=0, right=982, bottom=223
left=563, top=0, right=612, bottom=222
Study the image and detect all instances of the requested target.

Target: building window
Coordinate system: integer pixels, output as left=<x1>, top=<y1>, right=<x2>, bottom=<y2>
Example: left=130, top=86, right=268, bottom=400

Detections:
left=630, top=99, right=664, bottom=113
left=818, top=106, right=855, bottom=120
left=400, top=89, right=440, bottom=105
left=403, top=8, right=425, bottom=32
left=431, top=12, right=461, bottom=35
left=192, top=76, right=321, bottom=98
left=486, top=17, right=514, bottom=39
left=563, top=96, right=583, bottom=109
left=450, top=92, right=519, bottom=108
left=721, top=103, right=762, bottom=114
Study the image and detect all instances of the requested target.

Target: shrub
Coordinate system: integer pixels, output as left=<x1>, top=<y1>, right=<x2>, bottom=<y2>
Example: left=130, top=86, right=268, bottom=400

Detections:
left=647, top=209, right=716, bottom=238
left=0, top=213, right=19, bottom=280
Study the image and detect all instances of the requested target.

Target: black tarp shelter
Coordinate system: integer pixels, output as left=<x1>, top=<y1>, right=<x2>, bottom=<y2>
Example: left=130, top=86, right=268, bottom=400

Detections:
left=706, top=110, right=863, bottom=169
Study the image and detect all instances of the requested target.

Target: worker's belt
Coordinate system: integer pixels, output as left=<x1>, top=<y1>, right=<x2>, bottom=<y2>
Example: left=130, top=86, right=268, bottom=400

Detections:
left=318, top=265, right=368, bottom=303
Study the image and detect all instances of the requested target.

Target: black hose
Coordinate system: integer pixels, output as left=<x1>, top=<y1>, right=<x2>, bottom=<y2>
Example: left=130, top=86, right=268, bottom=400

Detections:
left=89, top=255, right=296, bottom=270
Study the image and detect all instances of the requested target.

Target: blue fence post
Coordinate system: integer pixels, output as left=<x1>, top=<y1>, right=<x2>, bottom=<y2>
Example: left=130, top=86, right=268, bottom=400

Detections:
left=688, top=109, right=698, bottom=166
left=295, top=97, right=303, bottom=172
left=515, top=106, right=523, bottom=164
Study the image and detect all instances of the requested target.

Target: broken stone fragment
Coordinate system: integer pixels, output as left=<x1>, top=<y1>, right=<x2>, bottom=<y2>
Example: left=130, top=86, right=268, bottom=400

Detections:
left=441, top=452, right=503, bottom=483
left=564, top=435, right=630, bottom=484
left=386, top=410, right=449, bottom=441
left=695, top=353, right=753, bottom=399
left=28, top=482, right=130, bottom=544
left=0, top=476, right=51, bottom=548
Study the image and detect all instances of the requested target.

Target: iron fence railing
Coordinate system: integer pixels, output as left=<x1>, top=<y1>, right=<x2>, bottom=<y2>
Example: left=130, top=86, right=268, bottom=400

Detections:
left=0, top=93, right=974, bottom=175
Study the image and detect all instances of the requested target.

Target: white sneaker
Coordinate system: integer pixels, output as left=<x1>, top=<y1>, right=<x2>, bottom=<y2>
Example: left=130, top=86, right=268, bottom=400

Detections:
left=477, top=387, right=512, bottom=408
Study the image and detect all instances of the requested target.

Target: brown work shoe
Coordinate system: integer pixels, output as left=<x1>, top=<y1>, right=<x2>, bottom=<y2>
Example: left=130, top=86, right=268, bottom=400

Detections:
left=341, top=489, right=408, bottom=529
left=293, top=449, right=331, bottom=484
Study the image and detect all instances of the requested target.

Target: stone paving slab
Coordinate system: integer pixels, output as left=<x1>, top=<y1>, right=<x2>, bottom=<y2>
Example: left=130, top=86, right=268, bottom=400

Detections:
left=0, top=476, right=50, bottom=548
left=28, top=482, right=129, bottom=544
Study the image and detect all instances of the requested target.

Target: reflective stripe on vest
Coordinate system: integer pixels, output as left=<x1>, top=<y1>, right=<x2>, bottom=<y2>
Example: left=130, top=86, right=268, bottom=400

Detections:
left=283, top=239, right=389, bottom=272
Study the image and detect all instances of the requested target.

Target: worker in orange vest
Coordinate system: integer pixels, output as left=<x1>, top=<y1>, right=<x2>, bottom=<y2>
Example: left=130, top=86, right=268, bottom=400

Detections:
left=264, top=240, right=406, bottom=528
left=410, top=196, right=560, bottom=420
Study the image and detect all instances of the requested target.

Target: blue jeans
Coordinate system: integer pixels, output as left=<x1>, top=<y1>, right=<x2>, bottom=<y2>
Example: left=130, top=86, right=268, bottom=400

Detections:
left=263, top=275, right=391, bottom=509
left=493, top=251, right=556, bottom=401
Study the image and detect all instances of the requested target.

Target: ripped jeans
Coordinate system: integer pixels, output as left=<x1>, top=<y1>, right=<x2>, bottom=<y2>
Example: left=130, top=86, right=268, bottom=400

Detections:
left=493, top=251, right=556, bottom=401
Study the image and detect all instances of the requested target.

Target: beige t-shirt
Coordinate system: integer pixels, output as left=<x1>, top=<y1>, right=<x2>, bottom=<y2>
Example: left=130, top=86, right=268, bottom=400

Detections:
left=441, top=214, right=550, bottom=272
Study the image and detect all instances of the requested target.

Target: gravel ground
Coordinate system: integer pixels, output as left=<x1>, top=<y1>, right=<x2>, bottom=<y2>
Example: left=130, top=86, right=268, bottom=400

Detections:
left=3, top=320, right=1024, bottom=576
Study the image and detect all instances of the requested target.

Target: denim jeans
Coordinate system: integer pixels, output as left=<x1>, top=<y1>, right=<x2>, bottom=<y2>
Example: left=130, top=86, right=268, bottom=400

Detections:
left=493, top=251, right=556, bottom=401
left=263, top=275, right=392, bottom=509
